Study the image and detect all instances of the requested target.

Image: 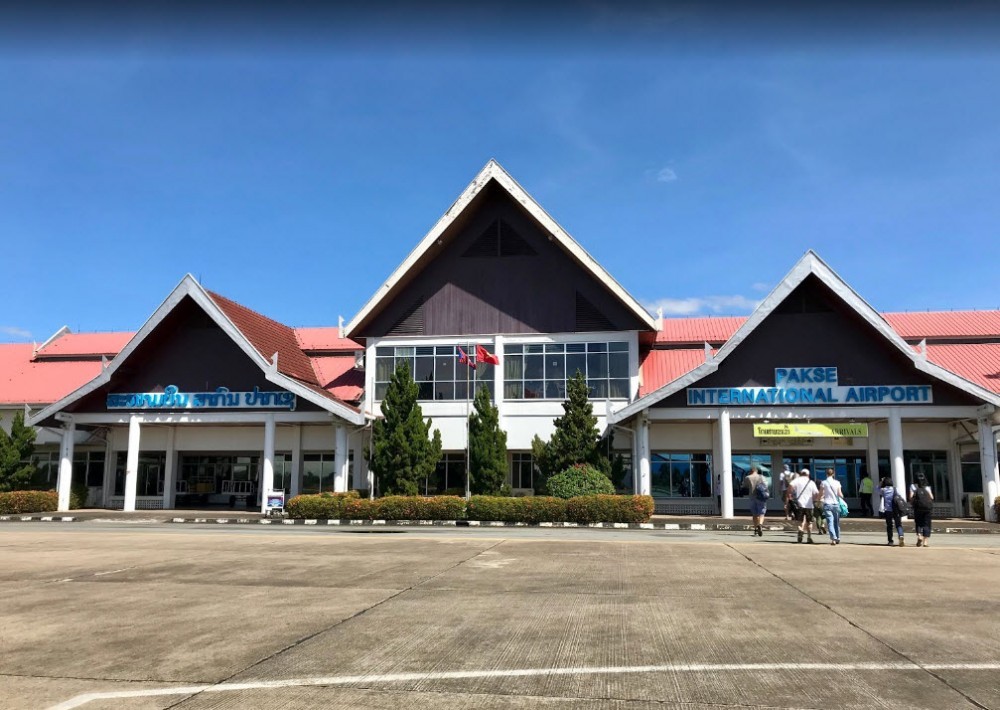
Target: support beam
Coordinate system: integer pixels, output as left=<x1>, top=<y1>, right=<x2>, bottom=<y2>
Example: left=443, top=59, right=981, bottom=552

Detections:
left=123, top=415, right=141, bottom=512
left=866, top=430, right=880, bottom=516
left=636, top=413, right=651, bottom=496
left=979, top=417, right=999, bottom=523
left=719, top=408, right=734, bottom=519
left=334, top=425, right=349, bottom=493
left=260, top=413, right=275, bottom=514
left=57, top=423, right=76, bottom=512
left=162, top=427, right=176, bottom=509
left=888, top=407, right=906, bottom=493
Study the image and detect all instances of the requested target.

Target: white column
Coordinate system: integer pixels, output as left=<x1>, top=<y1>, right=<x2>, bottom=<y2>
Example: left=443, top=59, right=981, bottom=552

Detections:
left=57, top=422, right=76, bottom=512
left=101, top=437, right=114, bottom=507
left=260, top=413, right=275, bottom=514
left=719, top=408, right=734, bottom=519
left=123, top=414, right=141, bottom=512
left=979, top=418, right=999, bottom=523
left=888, top=407, right=906, bottom=493
left=866, top=428, right=880, bottom=515
left=289, top=424, right=302, bottom=498
left=946, top=442, right=962, bottom=518
left=162, top=426, right=176, bottom=509
left=334, top=424, right=349, bottom=493
left=636, top=413, right=651, bottom=496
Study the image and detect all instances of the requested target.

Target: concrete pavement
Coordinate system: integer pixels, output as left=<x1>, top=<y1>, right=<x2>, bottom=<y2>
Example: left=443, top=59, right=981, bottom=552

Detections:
left=1, top=525, right=998, bottom=709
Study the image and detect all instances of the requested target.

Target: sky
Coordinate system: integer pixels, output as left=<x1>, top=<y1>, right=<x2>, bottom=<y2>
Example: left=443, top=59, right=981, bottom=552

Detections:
left=2, top=2, right=1000, bottom=342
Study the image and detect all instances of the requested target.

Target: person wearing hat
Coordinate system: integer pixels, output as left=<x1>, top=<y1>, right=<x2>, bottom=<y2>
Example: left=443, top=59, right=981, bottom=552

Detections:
left=779, top=463, right=795, bottom=520
left=788, top=467, right=819, bottom=543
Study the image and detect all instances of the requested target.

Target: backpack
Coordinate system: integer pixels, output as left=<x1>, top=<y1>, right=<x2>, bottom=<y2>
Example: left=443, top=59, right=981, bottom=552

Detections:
left=893, top=492, right=911, bottom=516
left=912, top=486, right=933, bottom=512
left=754, top=480, right=769, bottom=502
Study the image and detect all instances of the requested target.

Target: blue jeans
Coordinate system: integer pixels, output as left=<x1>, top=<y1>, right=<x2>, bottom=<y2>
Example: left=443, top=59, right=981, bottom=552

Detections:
left=823, top=503, right=841, bottom=541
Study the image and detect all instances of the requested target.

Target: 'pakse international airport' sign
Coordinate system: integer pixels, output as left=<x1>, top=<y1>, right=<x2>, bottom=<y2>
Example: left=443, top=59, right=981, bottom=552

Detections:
left=753, top=422, right=869, bottom=438
left=687, top=367, right=932, bottom=406
left=107, top=385, right=297, bottom=411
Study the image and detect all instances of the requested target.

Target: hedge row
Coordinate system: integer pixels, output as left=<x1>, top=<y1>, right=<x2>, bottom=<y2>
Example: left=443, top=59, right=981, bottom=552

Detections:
left=285, top=493, right=466, bottom=521
left=0, top=490, right=58, bottom=514
left=285, top=493, right=654, bottom=524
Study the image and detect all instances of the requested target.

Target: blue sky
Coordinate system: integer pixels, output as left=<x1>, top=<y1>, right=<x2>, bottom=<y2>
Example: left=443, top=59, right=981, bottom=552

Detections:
left=2, top=3, right=1000, bottom=342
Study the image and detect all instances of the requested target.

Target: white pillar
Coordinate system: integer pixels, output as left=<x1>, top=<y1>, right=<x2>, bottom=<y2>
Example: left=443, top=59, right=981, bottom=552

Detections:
left=289, top=424, right=302, bottom=498
left=946, top=442, right=962, bottom=518
left=888, top=407, right=906, bottom=493
left=979, top=418, right=999, bottom=523
left=636, top=413, right=651, bottom=496
left=866, top=428, right=880, bottom=515
left=57, top=422, right=76, bottom=512
left=719, top=408, right=734, bottom=519
left=334, top=425, right=349, bottom=493
left=162, top=426, right=176, bottom=509
left=123, top=415, right=141, bottom=512
left=260, top=413, right=275, bottom=514
left=101, top=437, right=113, bottom=507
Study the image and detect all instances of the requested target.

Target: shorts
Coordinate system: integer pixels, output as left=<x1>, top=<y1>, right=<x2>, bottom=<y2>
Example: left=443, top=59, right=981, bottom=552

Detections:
left=794, top=505, right=811, bottom=522
left=749, top=499, right=767, bottom=517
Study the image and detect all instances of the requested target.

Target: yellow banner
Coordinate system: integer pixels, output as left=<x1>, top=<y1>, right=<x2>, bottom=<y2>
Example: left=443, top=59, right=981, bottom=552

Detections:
left=753, top=422, right=869, bottom=438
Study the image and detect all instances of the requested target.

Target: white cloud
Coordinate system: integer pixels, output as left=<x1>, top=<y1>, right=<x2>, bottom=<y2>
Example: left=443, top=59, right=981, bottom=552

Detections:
left=655, top=167, right=677, bottom=182
left=643, top=295, right=760, bottom=317
left=0, top=326, right=32, bottom=339
left=751, top=282, right=771, bottom=292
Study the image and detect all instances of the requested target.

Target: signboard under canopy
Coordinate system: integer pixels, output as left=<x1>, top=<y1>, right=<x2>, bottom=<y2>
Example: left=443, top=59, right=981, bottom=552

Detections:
left=753, top=422, right=869, bottom=438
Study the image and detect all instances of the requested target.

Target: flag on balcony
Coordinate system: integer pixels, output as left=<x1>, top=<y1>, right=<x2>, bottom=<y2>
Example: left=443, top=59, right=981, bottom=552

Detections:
left=476, top=344, right=500, bottom=366
left=457, top=346, right=477, bottom=369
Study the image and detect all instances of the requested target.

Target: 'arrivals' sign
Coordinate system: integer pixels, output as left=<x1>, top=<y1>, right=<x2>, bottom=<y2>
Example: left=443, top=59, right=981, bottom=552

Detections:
left=752, top=422, right=869, bottom=438
left=687, top=367, right=933, bottom=406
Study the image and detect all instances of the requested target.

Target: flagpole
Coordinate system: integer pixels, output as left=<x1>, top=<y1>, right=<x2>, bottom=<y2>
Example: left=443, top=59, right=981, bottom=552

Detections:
left=465, top=344, right=471, bottom=501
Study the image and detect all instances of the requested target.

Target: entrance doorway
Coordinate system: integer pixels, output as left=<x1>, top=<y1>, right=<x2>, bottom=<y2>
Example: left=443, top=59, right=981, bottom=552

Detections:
left=177, top=454, right=260, bottom=509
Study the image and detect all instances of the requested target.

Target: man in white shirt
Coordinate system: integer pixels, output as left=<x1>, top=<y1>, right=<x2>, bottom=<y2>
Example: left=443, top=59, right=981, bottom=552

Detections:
left=788, top=468, right=819, bottom=544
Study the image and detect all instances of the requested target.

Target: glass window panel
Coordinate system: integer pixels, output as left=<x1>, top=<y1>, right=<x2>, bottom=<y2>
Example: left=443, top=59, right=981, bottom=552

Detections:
left=417, top=382, right=434, bottom=400
left=525, top=343, right=544, bottom=354
left=504, top=354, right=523, bottom=380
left=414, top=356, right=434, bottom=381
left=376, top=347, right=392, bottom=356
left=394, top=356, right=414, bottom=374
left=545, top=380, right=566, bottom=399
left=524, top=380, right=544, bottom=399
left=436, top=345, right=455, bottom=355
left=435, top=356, right=454, bottom=381
left=525, top=355, right=543, bottom=379
left=609, top=341, right=629, bottom=352
left=504, top=382, right=523, bottom=399
left=375, top=383, right=387, bottom=400
left=394, top=347, right=415, bottom=356
left=504, top=344, right=523, bottom=354
left=588, top=380, right=608, bottom=398
left=566, top=342, right=585, bottom=353
left=545, top=343, right=565, bottom=353
left=454, top=381, right=468, bottom=400
left=416, top=346, right=434, bottom=356
left=609, top=352, right=628, bottom=378
left=434, top=382, right=454, bottom=400
left=587, top=342, right=608, bottom=352
left=375, top=357, right=394, bottom=381
left=587, top=352, right=608, bottom=378
left=566, top=354, right=587, bottom=379
left=609, top=379, right=629, bottom=399
left=545, top=353, right=565, bottom=380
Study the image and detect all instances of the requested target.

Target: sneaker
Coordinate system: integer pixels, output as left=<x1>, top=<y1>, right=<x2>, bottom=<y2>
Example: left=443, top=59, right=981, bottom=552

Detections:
left=899, top=539, right=905, bottom=547
left=797, top=531, right=803, bottom=543
left=916, top=538, right=923, bottom=548
left=887, top=540, right=895, bottom=546
left=756, top=525, right=762, bottom=537
left=831, top=541, right=836, bottom=546
left=923, top=541, right=929, bottom=548
left=835, top=539, right=841, bottom=545
left=807, top=536, right=815, bottom=544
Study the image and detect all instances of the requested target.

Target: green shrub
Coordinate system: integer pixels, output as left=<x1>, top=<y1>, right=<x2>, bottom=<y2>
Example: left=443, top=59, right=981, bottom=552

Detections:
left=971, top=495, right=985, bottom=519
left=994, top=496, right=1000, bottom=523
left=565, top=495, right=654, bottom=524
left=285, top=491, right=359, bottom=519
left=546, top=463, right=615, bottom=499
left=0, top=490, right=58, bottom=514
left=70, top=481, right=90, bottom=510
left=467, top=495, right=567, bottom=523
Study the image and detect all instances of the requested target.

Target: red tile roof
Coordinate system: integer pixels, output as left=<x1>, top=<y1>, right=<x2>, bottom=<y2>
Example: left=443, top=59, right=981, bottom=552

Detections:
left=0, top=344, right=104, bottom=405
left=884, top=311, right=1000, bottom=340
left=34, top=332, right=134, bottom=358
left=639, top=348, right=709, bottom=397
left=311, top=355, right=365, bottom=402
left=294, top=327, right=364, bottom=353
left=655, top=316, right=745, bottom=344
left=925, top=343, right=1000, bottom=394
left=207, top=291, right=319, bottom=385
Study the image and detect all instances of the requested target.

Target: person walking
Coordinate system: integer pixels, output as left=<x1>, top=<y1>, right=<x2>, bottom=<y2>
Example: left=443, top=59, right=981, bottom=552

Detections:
left=877, top=476, right=905, bottom=546
left=820, top=468, right=847, bottom=545
left=743, top=466, right=768, bottom=537
left=779, top=463, right=794, bottom=520
left=909, top=472, right=935, bottom=547
left=789, top=468, right=819, bottom=544
left=858, top=471, right=874, bottom=517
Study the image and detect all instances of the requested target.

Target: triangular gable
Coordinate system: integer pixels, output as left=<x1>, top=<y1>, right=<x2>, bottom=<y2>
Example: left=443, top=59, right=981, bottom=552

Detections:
left=345, top=159, right=657, bottom=336
left=611, top=251, right=1000, bottom=422
left=29, top=275, right=365, bottom=426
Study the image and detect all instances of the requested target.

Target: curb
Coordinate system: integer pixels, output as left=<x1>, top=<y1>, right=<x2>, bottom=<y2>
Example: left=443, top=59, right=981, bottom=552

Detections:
left=2, top=515, right=998, bottom=534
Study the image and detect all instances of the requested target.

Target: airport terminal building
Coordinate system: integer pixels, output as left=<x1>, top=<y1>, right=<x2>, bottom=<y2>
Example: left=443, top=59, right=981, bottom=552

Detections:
left=3, top=161, right=999, bottom=519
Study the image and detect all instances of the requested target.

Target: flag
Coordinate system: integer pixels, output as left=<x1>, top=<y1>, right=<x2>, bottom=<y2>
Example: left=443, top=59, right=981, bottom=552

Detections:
left=457, top=346, right=477, bottom=369
left=476, top=344, right=500, bottom=366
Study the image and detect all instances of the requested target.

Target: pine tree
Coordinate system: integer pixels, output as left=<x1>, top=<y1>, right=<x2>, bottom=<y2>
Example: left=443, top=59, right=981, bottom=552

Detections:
left=468, top=384, right=507, bottom=495
left=368, top=361, right=443, bottom=496
left=0, top=412, right=37, bottom=492
left=533, top=371, right=609, bottom=491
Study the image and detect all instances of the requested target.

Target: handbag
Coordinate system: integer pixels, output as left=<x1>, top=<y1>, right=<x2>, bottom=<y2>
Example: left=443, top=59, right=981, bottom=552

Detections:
left=838, top=499, right=849, bottom=517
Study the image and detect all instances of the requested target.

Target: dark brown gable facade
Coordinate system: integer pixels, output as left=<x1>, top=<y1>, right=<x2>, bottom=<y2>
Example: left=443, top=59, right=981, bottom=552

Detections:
left=356, top=181, right=650, bottom=338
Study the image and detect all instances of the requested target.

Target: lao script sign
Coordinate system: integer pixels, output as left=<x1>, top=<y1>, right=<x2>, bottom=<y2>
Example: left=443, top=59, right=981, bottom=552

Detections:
left=107, top=385, right=297, bottom=411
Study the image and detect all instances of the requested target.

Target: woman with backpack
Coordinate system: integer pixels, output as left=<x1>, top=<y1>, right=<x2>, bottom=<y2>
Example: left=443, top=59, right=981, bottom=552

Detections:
left=743, top=466, right=768, bottom=537
left=908, top=472, right=935, bottom=547
left=878, top=477, right=905, bottom=546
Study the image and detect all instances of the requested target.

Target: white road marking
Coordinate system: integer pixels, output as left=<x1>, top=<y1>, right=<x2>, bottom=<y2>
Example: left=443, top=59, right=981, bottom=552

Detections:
left=93, top=568, right=132, bottom=577
left=47, top=661, right=1000, bottom=709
